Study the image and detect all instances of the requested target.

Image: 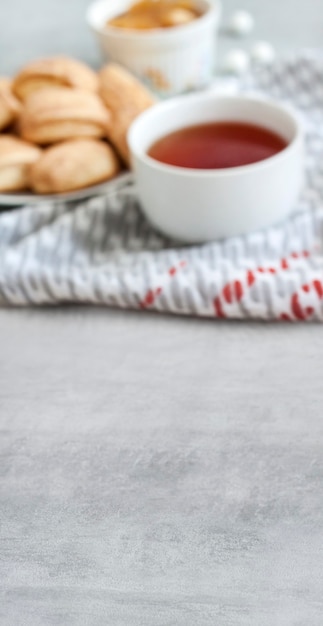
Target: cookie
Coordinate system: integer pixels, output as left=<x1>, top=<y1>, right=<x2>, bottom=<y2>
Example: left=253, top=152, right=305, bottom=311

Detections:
left=29, top=138, right=120, bottom=193
left=0, top=135, right=41, bottom=191
left=19, top=87, right=110, bottom=145
left=12, top=56, right=99, bottom=101
left=0, top=77, right=21, bottom=131
left=99, top=63, right=155, bottom=164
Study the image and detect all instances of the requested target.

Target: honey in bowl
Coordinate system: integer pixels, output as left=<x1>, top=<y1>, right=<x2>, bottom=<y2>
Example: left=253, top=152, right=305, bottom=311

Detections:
left=147, top=121, right=288, bottom=169
left=107, top=0, right=202, bottom=30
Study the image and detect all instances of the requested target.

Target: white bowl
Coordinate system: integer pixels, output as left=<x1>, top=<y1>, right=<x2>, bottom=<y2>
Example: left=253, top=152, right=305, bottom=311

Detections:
left=86, top=0, right=221, bottom=96
left=128, top=93, right=304, bottom=242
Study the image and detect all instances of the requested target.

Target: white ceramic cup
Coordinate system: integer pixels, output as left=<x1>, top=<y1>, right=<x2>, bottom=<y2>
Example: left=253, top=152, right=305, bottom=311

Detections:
left=86, top=0, right=221, bottom=97
left=128, top=93, right=304, bottom=242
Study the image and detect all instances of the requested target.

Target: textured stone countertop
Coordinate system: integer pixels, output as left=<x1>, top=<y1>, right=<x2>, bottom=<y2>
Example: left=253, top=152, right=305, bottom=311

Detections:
left=1, top=1, right=323, bottom=624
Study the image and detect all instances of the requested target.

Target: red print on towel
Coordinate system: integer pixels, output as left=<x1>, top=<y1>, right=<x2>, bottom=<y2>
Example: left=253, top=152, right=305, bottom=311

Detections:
left=213, top=250, right=319, bottom=320
left=138, top=250, right=321, bottom=320
left=139, top=260, right=186, bottom=309
left=285, top=279, right=323, bottom=321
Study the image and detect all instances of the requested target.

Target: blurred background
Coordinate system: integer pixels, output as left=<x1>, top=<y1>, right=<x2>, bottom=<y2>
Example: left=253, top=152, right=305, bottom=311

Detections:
left=1, top=0, right=322, bottom=74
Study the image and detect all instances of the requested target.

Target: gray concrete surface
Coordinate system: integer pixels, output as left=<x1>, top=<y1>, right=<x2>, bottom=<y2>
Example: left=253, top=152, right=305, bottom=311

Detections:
left=1, top=1, right=323, bottom=625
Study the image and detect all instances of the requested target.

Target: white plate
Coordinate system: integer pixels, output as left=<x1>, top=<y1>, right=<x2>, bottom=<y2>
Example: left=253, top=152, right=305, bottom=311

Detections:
left=0, top=172, right=133, bottom=206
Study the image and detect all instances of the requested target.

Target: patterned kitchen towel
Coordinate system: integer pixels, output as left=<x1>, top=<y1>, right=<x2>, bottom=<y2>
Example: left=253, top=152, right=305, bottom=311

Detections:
left=0, top=52, right=323, bottom=320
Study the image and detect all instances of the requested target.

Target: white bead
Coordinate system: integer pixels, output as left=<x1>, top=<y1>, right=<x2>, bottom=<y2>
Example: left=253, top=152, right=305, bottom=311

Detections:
left=228, top=10, right=255, bottom=36
left=223, top=49, right=250, bottom=75
left=251, top=41, right=276, bottom=64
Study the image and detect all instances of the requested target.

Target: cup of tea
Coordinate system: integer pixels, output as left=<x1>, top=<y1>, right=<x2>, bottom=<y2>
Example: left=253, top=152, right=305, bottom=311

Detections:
left=128, top=93, right=304, bottom=242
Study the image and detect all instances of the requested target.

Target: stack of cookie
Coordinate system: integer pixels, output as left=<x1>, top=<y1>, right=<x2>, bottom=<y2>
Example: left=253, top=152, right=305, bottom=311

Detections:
left=0, top=56, right=155, bottom=194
